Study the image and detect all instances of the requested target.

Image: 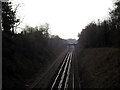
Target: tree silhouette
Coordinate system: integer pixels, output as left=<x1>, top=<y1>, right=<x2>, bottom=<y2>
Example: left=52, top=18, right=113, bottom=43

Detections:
left=78, top=0, right=120, bottom=48
left=2, top=1, right=19, bottom=35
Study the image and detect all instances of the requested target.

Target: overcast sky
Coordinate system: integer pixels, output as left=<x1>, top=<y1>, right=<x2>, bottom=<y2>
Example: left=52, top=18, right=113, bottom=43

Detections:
left=12, top=0, right=114, bottom=39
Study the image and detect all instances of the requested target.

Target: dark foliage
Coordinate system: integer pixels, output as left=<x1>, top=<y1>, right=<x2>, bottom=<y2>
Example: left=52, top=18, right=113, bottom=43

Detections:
left=2, top=2, right=19, bottom=35
left=2, top=26, right=67, bottom=88
left=76, top=0, right=120, bottom=88
left=78, top=0, right=120, bottom=48
left=2, top=1, right=67, bottom=88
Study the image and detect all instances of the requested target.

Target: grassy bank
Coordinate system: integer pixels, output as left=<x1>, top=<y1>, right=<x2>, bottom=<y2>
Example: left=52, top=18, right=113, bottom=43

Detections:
left=76, top=48, right=120, bottom=88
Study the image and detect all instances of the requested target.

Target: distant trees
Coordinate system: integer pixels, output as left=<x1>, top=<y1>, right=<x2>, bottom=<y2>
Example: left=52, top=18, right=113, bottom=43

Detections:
left=19, top=24, right=67, bottom=57
left=78, top=0, right=120, bottom=48
left=48, top=35, right=67, bottom=53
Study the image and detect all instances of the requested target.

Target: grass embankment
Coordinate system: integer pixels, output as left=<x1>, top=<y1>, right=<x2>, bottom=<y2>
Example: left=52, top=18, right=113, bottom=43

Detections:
left=77, top=48, right=120, bottom=88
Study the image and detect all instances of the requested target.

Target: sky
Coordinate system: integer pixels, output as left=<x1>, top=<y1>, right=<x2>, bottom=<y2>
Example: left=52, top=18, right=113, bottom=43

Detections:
left=12, top=0, right=114, bottom=39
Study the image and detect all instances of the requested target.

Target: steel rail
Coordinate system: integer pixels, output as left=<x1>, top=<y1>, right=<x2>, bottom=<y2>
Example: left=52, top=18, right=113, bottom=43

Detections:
left=58, top=53, right=70, bottom=89
left=51, top=52, right=70, bottom=90
left=64, top=52, right=72, bottom=89
left=51, top=51, right=73, bottom=90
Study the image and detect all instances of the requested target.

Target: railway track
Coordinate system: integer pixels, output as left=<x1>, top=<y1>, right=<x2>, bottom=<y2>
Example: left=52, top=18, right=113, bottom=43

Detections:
left=51, top=51, right=73, bottom=90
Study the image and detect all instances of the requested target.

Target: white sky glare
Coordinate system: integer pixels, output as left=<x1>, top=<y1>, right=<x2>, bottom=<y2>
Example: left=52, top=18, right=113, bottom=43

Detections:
left=12, top=0, right=113, bottom=39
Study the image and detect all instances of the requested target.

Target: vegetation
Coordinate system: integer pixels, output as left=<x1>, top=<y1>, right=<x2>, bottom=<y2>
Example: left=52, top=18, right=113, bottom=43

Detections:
left=76, top=0, right=120, bottom=88
left=2, top=1, right=67, bottom=88
left=2, top=1, right=20, bottom=35
left=78, top=0, right=120, bottom=48
left=77, top=48, right=120, bottom=88
left=2, top=0, right=120, bottom=88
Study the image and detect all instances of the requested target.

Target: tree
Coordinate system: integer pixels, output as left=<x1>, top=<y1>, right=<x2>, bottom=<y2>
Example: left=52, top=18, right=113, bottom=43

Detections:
left=78, top=0, right=120, bottom=48
left=110, top=0, right=120, bottom=30
left=2, top=1, right=19, bottom=35
left=109, top=0, right=120, bottom=46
